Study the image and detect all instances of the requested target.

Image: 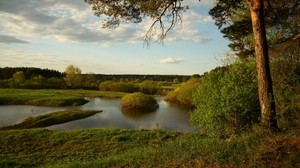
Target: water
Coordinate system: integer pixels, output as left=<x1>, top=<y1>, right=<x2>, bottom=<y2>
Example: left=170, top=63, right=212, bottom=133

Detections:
left=0, top=96, right=197, bottom=132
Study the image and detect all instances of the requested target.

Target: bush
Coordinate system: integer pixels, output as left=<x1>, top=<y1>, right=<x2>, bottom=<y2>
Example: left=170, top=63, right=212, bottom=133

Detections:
left=138, top=80, right=159, bottom=94
left=99, top=81, right=137, bottom=93
left=120, top=92, right=158, bottom=111
left=164, top=77, right=201, bottom=107
left=190, top=61, right=260, bottom=138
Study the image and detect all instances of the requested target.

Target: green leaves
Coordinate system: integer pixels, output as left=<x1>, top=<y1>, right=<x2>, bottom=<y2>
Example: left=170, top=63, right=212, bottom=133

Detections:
left=190, top=62, right=260, bottom=137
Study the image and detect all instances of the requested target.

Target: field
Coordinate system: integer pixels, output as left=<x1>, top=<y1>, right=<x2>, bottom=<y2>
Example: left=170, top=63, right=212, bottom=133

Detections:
left=0, top=128, right=299, bottom=168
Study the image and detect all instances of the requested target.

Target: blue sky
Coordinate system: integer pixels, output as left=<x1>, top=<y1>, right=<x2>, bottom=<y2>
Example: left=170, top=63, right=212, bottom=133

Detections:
left=0, top=0, right=229, bottom=75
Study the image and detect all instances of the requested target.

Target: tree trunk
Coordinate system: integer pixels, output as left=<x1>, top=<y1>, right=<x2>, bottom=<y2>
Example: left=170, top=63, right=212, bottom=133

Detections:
left=247, top=0, right=278, bottom=130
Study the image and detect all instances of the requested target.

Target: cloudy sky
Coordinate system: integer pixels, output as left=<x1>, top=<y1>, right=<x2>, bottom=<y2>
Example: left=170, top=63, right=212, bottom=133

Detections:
left=0, top=0, right=229, bottom=75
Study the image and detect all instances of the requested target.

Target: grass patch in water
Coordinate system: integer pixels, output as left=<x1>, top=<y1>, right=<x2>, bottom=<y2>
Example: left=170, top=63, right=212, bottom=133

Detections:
left=0, top=109, right=102, bottom=130
left=120, top=92, right=158, bottom=111
left=0, top=89, right=127, bottom=106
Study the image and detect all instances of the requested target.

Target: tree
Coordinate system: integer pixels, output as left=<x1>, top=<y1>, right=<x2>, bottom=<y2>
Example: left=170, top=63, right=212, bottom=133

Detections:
left=84, top=0, right=287, bottom=130
left=209, top=0, right=299, bottom=130
left=64, top=65, right=84, bottom=89
left=209, top=0, right=300, bottom=59
left=246, top=0, right=277, bottom=129
left=10, top=71, right=25, bottom=88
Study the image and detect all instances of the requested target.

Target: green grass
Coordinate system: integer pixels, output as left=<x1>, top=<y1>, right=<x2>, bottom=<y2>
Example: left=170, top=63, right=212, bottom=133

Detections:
left=0, top=128, right=299, bottom=168
left=0, top=109, right=102, bottom=130
left=0, top=89, right=127, bottom=106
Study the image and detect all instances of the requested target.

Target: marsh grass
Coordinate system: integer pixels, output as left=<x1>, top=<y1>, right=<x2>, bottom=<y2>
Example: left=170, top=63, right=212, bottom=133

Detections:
left=0, top=109, right=102, bottom=130
left=0, top=128, right=299, bottom=168
left=0, top=89, right=127, bottom=106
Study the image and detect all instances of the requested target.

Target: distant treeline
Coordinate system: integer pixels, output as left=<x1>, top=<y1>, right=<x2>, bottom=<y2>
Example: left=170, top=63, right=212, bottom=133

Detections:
left=0, top=67, right=63, bottom=80
left=95, top=74, right=190, bottom=82
left=0, top=67, right=191, bottom=82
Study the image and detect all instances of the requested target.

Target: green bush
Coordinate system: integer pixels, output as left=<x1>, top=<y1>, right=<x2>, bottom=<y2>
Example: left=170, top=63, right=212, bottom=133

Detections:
left=190, top=62, right=260, bottom=138
left=164, top=77, right=201, bottom=107
left=99, top=81, right=137, bottom=93
left=138, top=80, right=159, bottom=94
left=120, top=92, right=158, bottom=111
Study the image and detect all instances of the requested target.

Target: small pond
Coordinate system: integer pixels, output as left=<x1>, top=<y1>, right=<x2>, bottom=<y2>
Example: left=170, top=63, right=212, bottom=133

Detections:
left=0, top=96, right=197, bottom=132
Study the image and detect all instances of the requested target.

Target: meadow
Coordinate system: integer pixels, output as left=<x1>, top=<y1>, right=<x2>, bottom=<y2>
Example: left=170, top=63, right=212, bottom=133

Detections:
left=0, top=127, right=299, bottom=168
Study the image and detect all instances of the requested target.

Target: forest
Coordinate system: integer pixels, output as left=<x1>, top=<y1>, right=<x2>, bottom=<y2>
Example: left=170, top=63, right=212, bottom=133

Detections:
left=0, top=66, right=189, bottom=90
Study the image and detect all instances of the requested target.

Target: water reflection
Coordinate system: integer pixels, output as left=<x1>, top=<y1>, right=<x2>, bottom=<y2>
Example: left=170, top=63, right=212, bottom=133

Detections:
left=0, top=97, right=197, bottom=133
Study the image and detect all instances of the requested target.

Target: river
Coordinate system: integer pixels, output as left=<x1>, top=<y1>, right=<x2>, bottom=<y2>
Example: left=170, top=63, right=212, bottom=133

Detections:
left=0, top=96, right=197, bottom=132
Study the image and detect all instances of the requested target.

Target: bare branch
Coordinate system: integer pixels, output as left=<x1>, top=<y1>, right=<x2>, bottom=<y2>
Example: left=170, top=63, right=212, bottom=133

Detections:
left=143, top=0, right=184, bottom=46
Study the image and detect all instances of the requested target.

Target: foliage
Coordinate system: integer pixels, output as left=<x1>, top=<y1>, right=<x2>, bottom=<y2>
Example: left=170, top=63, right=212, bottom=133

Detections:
left=64, top=65, right=84, bottom=89
left=84, top=0, right=187, bottom=42
left=270, top=43, right=300, bottom=128
left=138, top=80, right=159, bottom=94
left=99, top=81, right=137, bottom=93
left=0, top=110, right=101, bottom=130
left=0, top=128, right=299, bottom=167
left=10, top=71, right=25, bottom=88
left=164, top=77, right=201, bottom=107
left=209, top=0, right=300, bottom=59
left=120, top=92, right=158, bottom=111
left=190, top=61, right=260, bottom=137
left=0, top=67, right=63, bottom=80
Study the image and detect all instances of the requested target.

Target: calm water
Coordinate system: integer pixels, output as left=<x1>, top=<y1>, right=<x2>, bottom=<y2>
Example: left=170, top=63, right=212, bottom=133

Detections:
left=0, top=96, right=197, bottom=132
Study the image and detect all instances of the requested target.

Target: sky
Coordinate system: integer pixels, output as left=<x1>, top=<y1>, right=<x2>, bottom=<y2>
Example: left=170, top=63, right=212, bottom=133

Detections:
left=0, top=0, right=229, bottom=75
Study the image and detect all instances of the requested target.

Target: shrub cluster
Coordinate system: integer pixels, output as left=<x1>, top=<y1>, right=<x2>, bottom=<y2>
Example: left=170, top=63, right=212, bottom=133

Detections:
left=120, top=92, right=159, bottom=111
left=190, top=62, right=260, bottom=138
left=164, top=77, right=201, bottom=107
left=99, top=81, right=137, bottom=93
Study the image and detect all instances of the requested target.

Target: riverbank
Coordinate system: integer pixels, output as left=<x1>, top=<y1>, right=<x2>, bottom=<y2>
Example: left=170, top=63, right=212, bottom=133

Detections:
left=0, top=109, right=102, bottom=130
left=0, top=89, right=128, bottom=107
left=0, top=127, right=299, bottom=168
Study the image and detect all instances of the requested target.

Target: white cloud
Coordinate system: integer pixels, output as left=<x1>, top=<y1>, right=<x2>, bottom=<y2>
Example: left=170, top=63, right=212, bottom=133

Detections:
left=0, top=0, right=214, bottom=45
left=159, top=58, right=184, bottom=64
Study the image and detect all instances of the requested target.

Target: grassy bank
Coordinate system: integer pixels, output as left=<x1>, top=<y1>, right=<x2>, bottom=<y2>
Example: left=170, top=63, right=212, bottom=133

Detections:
left=0, top=89, right=127, bottom=106
left=0, top=128, right=299, bottom=168
left=0, top=109, right=102, bottom=130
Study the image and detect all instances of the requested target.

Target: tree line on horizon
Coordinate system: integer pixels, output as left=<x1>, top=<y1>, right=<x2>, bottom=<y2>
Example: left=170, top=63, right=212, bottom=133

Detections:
left=0, top=66, right=191, bottom=91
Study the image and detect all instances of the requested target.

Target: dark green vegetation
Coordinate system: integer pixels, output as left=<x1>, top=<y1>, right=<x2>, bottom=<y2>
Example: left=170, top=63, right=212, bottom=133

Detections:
left=99, top=80, right=173, bottom=95
left=0, top=128, right=299, bottom=168
left=120, top=92, right=158, bottom=111
left=209, top=0, right=299, bottom=59
left=190, top=58, right=300, bottom=137
left=0, top=66, right=187, bottom=90
left=0, top=89, right=127, bottom=106
left=0, top=109, right=101, bottom=130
